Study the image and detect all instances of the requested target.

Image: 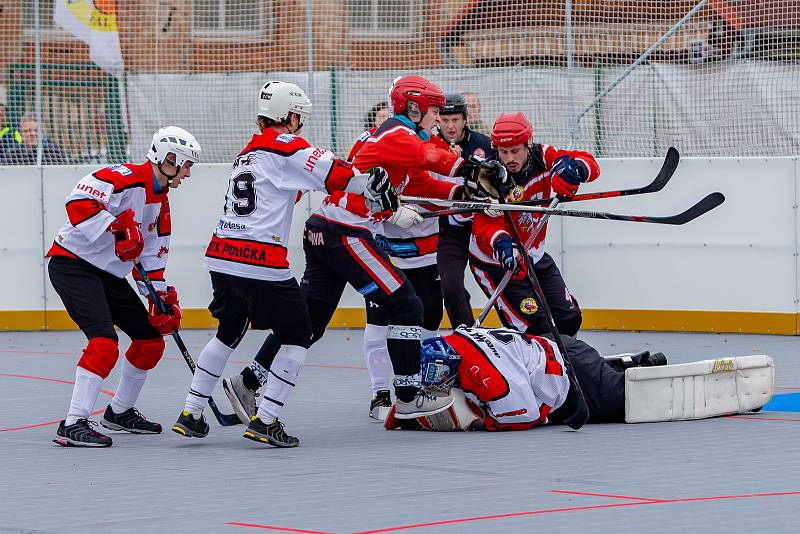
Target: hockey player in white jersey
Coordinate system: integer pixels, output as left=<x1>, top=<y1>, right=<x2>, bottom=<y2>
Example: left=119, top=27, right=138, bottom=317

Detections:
left=47, top=126, right=201, bottom=447
left=386, top=327, right=774, bottom=431
left=172, top=80, right=396, bottom=447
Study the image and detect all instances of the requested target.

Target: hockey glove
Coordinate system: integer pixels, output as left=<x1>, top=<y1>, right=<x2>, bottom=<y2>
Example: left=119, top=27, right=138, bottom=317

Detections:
left=363, top=167, right=399, bottom=213
left=146, top=286, right=182, bottom=335
left=107, top=209, right=144, bottom=262
left=492, top=235, right=522, bottom=274
left=550, top=155, right=589, bottom=200
left=387, top=205, right=424, bottom=229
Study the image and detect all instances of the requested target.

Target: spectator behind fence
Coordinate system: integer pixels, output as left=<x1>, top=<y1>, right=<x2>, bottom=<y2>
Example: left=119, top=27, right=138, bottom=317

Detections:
left=364, top=100, right=390, bottom=130
left=0, top=112, right=66, bottom=165
left=462, top=92, right=490, bottom=135
left=0, top=103, right=23, bottom=161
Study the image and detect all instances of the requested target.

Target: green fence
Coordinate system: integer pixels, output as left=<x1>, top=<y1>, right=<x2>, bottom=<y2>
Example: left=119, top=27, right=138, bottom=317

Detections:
left=6, top=63, right=127, bottom=164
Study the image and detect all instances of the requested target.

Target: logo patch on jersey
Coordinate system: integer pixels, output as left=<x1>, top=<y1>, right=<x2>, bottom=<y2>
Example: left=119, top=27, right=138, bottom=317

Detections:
left=156, top=246, right=169, bottom=258
left=357, top=282, right=379, bottom=295
left=149, top=222, right=156, bottom=233
left=358, top=130, right=372, bottom=142
left=109, top=164, right=132, bottom=176
left=509, top=185, right=524, bottom=202
left=75, top=183, right=108, bottom=201
left=304, top=147, right=329, bottom=172
left=271, top=234, right=282, bottom=243
left=495, top=408, right=528, bottom=418
left=473, top=148, right=486, bottom=158
left=520, top=297, right=538, bottom=315
left=275, top=133, right=295, bottom=144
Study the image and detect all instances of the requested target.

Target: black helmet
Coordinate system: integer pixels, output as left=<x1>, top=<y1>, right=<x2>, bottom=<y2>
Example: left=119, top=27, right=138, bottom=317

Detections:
left=441, top=94, right=467, bottom=117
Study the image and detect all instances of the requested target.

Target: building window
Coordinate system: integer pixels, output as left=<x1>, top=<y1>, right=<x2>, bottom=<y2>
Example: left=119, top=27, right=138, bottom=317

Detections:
left=193, top=0, right=268, bottom=37
left=348, top=0, right=417, bottom=40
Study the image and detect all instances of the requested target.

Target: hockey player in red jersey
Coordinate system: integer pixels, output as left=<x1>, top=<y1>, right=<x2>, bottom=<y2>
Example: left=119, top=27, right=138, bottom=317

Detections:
left=470, top=112, right=601, bottom=336
left=172, top=81, right=394, bottom=447
left=386, top=326, right=773, bottom=432
left=47, top=126, right=201, bottom=447
left=223, top=75, right=502, bottom=423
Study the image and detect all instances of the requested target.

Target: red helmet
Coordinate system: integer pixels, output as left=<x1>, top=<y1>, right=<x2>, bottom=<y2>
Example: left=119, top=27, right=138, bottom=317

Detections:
left=490, top=112, right=533, bottom=147
left=389, top=75, right=446, bottom=116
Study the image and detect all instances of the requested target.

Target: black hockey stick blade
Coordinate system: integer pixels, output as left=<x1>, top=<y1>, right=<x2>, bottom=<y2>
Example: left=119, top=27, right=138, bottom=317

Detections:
left=546, top=145, right=679, bottom=204
left=133, top=263, right=241, bottom=426
left=607, top=191, right=725, bottom=225
left=169, top=332, right=242, bottom=427
left=422, top=147, right=680, bottom=218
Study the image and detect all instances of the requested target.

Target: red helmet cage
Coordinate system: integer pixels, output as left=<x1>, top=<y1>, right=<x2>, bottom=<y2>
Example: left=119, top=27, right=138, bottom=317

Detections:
left=389, top=75, right=446, bottom=116
left=490, top=112, right=533, bottom=147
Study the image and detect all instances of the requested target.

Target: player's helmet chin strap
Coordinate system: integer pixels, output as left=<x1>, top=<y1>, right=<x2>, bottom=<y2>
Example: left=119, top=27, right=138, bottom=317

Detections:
left=158, top=154, right=181, bottom=186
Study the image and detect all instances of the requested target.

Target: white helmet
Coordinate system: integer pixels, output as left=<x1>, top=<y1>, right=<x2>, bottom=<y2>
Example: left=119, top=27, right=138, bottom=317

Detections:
left=147, top=126, right=201, bottom=169
left=257, top=81, right=312, bottom=128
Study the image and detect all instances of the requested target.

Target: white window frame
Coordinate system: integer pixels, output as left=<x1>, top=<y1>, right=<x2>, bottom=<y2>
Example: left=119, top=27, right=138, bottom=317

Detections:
left=348, top=0, right=419, bottom=41
left=192, top=0, right=271, bottom=41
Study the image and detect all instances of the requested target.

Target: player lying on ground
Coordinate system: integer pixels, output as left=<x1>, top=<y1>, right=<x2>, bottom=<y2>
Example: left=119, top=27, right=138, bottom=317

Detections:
left=385, top=326, right=774, bottom=431
left=47, top=127, right=200, bottom=447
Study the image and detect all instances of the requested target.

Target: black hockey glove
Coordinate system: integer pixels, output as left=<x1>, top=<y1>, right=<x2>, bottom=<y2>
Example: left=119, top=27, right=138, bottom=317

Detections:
left=363, top=167, right=399, bottom=213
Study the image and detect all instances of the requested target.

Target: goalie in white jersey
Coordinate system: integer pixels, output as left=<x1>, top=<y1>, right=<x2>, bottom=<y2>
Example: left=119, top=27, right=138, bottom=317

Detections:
left=386, top=326, right=775, bottom=431
left=173, top=80, right=396, bottom=447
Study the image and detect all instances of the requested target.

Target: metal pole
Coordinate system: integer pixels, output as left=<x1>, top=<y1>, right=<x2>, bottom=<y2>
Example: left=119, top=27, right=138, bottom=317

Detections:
left=34, top=0, right=43, bottom=167
left=566, top=0, right=576, bottom=149
left=306, top=0, right=314, bottom=102
left=571, top=0, right=709, bottom=137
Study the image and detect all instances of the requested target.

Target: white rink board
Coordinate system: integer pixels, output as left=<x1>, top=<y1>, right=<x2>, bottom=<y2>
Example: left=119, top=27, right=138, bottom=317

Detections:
left=0, top=157, right=797, bottom=315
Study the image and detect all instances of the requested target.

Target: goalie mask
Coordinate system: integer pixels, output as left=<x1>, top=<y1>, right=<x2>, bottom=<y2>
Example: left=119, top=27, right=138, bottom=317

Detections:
left=420, top=337, right=461, bottom=393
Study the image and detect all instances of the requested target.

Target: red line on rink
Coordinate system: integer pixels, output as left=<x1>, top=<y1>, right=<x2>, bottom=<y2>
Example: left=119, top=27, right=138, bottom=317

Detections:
left=240, top=489, right=798, bottom=534
left=0, top=373, right=114, bottom=433
left=547, top=489, right=666, bottom=502
left=163, top=356, right=367, bottom=371
left=225, top=523, right=335, bottom=534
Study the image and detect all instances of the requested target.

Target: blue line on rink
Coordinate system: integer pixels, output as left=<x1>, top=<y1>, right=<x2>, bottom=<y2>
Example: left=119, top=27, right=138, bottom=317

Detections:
left=763, top=392, right=800, bottom=412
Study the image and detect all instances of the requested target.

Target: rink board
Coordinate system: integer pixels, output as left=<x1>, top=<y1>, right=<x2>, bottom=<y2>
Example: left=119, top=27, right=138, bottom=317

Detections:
left=1, top=329, right=799, bottom=534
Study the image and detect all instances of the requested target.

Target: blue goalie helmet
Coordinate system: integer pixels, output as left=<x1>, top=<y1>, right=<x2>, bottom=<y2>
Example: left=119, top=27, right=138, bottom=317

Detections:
left=420, top=337, right=461, bottom=388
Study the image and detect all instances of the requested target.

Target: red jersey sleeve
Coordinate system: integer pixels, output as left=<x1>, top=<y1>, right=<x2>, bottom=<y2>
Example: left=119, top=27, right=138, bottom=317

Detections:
left=472, top=211, right=511, bottom=255
left=403, top=169, right=460, bottom=200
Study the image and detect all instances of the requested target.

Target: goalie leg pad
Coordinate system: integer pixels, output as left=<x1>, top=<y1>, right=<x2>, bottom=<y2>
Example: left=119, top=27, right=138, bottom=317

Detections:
left=625, top=355, right=774, bottom=423
left=125, top=338, right=165, bottom=371
left=417, top=389, right=485, bottom=431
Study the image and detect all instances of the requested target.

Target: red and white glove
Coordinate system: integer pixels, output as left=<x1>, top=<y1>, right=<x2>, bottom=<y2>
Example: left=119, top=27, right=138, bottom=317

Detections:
left=147, top=286, right=182, bottom=335
left=107, top=209, right=144, bottom=262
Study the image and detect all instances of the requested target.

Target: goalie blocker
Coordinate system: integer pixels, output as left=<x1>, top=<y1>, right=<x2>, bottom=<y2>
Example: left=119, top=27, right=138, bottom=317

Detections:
left=385, top=327, right=774, bottom=431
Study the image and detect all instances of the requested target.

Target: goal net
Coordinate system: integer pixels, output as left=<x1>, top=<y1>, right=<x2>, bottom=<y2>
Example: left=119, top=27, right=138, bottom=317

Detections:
left=0, top=1, right=797, bottom=164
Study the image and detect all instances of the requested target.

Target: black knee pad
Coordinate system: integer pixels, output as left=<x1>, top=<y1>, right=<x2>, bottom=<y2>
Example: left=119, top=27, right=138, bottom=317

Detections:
left=365, top=298, right=389, bottom=327
left=418, top=290, right=444, bottom=331
left=307, top=298, right=338, bottom=346
left=215, top=318, right=250, bottom=349
left=380, top=283, right=423, bottom=327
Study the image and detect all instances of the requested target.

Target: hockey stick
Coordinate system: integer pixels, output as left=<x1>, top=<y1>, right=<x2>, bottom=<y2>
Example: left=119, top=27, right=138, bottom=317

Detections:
left=474, top=198, right=559, bottom=328
left=133, top=263, right=241, bottom=427
left=503, top=212, right=589, bottom=430
left=420, top=146, right=680, bottom=217
left=412, top=192, right=725, bottom=225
